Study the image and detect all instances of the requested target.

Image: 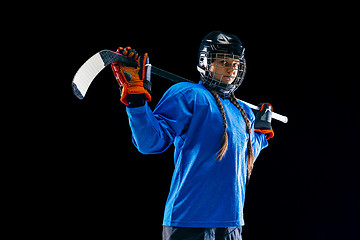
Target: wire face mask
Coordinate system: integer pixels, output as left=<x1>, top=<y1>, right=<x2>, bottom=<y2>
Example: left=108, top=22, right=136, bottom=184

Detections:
left=198, top=52, right=246, bottom=97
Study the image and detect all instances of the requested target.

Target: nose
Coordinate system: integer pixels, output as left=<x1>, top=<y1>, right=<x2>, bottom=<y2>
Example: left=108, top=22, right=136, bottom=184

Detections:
left=228, top=66, right=236, bottom=76
left=226, top=66, right=233, bottom=74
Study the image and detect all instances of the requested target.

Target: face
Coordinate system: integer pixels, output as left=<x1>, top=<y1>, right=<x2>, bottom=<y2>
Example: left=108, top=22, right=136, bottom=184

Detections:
left=209, top=56, right=240, bottom=84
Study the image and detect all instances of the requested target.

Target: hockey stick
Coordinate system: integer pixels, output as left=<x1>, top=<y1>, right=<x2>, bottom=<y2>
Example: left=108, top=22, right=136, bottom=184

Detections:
left=72, top=50, right=288, bottom=123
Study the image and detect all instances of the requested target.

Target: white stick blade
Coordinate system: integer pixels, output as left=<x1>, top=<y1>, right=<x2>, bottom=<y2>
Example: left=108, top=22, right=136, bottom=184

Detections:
left=72, top=53, right=105, bottom=99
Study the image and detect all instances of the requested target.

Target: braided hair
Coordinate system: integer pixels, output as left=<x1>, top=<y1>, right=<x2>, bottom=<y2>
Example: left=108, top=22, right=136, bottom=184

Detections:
left=205, top=85, right=255, bottom=180
left=206, top=88, right=228, bottom=161
left=229, top=93, right=255, bottom=180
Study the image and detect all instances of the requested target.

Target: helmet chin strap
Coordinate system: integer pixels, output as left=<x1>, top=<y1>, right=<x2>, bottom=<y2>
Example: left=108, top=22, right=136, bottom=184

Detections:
left=199, top=76, right=235, bottom=98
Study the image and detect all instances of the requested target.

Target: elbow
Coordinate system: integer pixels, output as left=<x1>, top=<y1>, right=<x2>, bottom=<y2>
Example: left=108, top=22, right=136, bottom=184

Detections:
left=132, top=137, right=151, bottom=154
left=132, top=136, right=171, bottom=155
left=135, top=144, right=154, bottom=155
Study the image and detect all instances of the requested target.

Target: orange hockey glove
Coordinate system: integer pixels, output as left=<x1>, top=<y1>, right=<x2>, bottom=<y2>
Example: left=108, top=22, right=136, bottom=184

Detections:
left=111, top=47, right=151, bottom=106
left=254, top=103, right=274, bottom=140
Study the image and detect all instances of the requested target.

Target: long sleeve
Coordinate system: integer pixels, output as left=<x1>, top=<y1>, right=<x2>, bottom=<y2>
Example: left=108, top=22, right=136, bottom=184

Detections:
left=249, top=114, right=269, bottom=161
left=126, top=88, right=193, bottom=154
left=240, top=100, right=268, bottom=161
left=252, top=131, right=268, bottom=160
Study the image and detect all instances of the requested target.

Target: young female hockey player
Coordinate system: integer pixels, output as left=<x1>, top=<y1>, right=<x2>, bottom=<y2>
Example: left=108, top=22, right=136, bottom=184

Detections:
left=111, top=31, right=274, bottom=240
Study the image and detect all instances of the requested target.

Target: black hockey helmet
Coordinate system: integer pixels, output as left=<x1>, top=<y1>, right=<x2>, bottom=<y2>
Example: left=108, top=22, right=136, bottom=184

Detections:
left=197, top=31, right=246, bottom=97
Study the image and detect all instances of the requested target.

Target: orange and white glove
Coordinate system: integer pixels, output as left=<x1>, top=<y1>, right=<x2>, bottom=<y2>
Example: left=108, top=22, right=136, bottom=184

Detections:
left=111, top=46, right=151, bottom=106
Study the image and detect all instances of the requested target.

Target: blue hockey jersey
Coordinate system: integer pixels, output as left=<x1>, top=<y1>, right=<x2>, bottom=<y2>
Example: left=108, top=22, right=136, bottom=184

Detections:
left=126, top=81, right=268, bottom=227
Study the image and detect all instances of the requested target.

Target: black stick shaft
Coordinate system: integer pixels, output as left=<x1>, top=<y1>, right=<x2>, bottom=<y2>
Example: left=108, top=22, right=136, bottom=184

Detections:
left=151, top=65, right=194, bottom=84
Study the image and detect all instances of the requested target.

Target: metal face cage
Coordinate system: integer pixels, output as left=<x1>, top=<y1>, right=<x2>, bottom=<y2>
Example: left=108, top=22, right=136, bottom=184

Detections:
left=198, top=53, right=246, bottom=97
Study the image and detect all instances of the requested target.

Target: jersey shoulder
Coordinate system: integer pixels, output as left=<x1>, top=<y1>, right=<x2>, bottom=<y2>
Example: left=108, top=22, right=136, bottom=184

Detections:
left=238, top=99, right=255, bottom=121
left=166, top=81, right=204, bottom=94
left=163, top=81, right=209, bottom=99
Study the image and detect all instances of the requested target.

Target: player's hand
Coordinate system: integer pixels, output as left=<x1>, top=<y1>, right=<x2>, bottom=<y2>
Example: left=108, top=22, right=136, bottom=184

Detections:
left=111, top=46, right=152, bottom=106
left=254, top=103, right=274, bottom=140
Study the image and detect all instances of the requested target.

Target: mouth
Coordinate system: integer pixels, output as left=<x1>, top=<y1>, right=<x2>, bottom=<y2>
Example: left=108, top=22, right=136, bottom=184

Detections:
left=222, top=75, right=235, bottom=80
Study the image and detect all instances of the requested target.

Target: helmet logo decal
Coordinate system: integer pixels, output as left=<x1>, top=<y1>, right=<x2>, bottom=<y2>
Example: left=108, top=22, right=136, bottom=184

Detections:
left=217, top=33, right=231, bottom=44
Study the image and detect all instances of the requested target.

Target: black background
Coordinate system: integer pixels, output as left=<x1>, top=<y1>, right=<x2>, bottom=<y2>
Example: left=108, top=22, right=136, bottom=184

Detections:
left=17, top=3, right=358, bottom=239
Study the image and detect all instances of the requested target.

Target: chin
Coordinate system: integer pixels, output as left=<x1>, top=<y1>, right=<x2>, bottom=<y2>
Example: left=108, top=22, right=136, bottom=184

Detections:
left=222, top=78, right=235, bottom=84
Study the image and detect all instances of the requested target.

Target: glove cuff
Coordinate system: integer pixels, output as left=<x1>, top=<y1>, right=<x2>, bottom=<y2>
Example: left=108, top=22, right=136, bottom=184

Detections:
left=120, top=82, right=151, bottom=106
left=254, top=128, right=274, bottom=140
left=127, top=94, right=146, bottom=108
